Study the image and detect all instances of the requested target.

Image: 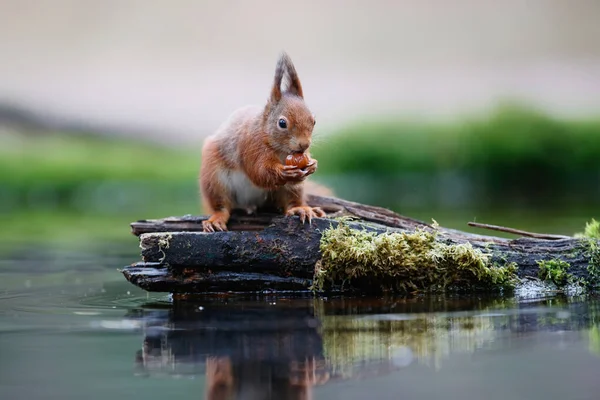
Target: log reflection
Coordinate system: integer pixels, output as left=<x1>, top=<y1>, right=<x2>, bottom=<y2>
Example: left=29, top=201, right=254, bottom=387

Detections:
left=128, top=295, right=600, bottom=398
left=132, top=299, right=329, bottom=399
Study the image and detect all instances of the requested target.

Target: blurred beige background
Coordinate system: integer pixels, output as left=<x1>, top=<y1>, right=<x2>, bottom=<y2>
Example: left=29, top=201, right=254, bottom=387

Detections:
left=1, top=0, right=599, bottom=144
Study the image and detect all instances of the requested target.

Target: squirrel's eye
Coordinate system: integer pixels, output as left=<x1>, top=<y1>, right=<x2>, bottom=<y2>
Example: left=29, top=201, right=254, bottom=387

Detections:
left=278, top=119, right=287, bottom=129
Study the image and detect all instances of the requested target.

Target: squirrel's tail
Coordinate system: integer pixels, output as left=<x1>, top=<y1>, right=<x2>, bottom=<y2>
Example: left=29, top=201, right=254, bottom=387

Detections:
left=271, top=52, right=304, bottom=100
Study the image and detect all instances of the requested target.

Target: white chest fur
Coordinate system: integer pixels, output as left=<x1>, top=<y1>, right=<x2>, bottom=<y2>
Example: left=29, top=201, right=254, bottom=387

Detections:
left=219, top=169, right=268, bottom=209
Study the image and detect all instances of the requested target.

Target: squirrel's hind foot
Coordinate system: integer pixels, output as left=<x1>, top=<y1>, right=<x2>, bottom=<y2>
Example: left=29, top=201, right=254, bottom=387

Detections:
left=202, top=211, right=230, bottom=232
left=286, top=206, right=326, bottom=224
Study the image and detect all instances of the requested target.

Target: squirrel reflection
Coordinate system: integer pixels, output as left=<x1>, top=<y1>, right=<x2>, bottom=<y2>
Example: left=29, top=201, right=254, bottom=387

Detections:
left=204, top=355, right=328, bottom=400
left=133, top=301, right=329, bottom=399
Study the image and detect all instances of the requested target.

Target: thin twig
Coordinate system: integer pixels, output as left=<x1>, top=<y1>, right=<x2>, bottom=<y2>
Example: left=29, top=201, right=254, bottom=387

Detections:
left=467, top=222, right=571, bottom=240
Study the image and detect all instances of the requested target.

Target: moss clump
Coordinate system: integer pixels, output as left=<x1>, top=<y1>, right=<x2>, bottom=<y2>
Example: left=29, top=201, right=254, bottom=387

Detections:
left=574, top=218, right=600, bottom=286
left=537, top=259, right=572, bottom=287
left=586, top=240, right=600, bottom=287
left=575, top=219, right=600, bottom=240
left=314, top=221, right=518, bottom=293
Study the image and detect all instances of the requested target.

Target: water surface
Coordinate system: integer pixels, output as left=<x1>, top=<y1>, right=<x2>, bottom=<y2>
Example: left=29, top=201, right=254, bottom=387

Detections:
left=2, top=248, right=600, bottom=399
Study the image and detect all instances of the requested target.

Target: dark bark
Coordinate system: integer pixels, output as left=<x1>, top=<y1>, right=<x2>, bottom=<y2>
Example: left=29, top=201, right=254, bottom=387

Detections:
left=123, top=262, right=314, bottom=293
left=122, top=195, right=599, bottom=294
left=138, top=217, right=333, bottom=278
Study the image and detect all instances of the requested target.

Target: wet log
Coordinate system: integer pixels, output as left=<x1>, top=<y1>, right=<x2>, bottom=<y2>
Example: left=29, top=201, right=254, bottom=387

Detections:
left=122, top=195, right=599, bottom=294
left=123, top=264, right=314, bottom=293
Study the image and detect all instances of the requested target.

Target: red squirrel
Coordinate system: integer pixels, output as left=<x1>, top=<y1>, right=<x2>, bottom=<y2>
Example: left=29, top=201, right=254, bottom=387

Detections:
left=199, top=52, right=327, bottom=232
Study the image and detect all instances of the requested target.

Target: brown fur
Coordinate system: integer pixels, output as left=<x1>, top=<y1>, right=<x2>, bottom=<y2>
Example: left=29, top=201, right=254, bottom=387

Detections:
left=199, top=52, right=328, bottom=232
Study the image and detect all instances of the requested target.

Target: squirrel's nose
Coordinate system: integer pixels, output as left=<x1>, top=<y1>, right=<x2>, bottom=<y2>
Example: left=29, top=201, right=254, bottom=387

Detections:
left=297, top=141, right=310, bottom=152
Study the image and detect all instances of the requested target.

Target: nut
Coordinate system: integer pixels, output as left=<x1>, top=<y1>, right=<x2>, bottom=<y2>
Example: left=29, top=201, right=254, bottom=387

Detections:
left=285, top=153, right=310, bottom=169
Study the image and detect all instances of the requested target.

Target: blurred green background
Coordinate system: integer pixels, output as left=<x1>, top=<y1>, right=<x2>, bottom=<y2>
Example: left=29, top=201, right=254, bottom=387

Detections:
left=2, top=102, right=599, bottom=252
left=1, top=1, right=599, bottom=253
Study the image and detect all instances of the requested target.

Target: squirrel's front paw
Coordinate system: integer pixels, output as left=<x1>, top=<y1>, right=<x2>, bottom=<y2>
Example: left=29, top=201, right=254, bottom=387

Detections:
left=302, top=158, right=318, bottom=176
left=281, top=165, right=308, bottom=183
left=286, top=206, right=326, bottom=224
left=202, top=212, right=229, bottom=232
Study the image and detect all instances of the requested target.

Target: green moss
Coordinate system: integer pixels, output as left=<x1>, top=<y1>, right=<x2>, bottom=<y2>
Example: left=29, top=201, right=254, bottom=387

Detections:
left=536, top=220, right=600, bottom=288
left=537, top=259, right=572, bottom=287
left=572, top=234, right=600, bottom=288
left=575, top=219, right=600, bottom=240
left=314, top=221, right=518, bottom=293
left=586, top=240, right=600, bottom=287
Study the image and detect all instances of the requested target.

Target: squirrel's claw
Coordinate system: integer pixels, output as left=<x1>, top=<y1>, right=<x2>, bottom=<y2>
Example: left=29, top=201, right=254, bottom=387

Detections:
left=202, top=220, right=215, bottom=232
left=202, top=213, right=230, bottom=233
left=214, top=221, right=228, bottom=231
left=286, top=206, right=325, bottom=225
left=203, top=220, right=228, bottom=232
left=303, top=159, right=318, bottom=176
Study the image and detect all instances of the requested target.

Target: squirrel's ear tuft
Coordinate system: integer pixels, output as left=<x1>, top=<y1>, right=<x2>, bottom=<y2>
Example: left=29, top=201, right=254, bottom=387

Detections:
left=270, top=55, right=283, bottom=103
left=270, top=52, right=304, bottom=102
